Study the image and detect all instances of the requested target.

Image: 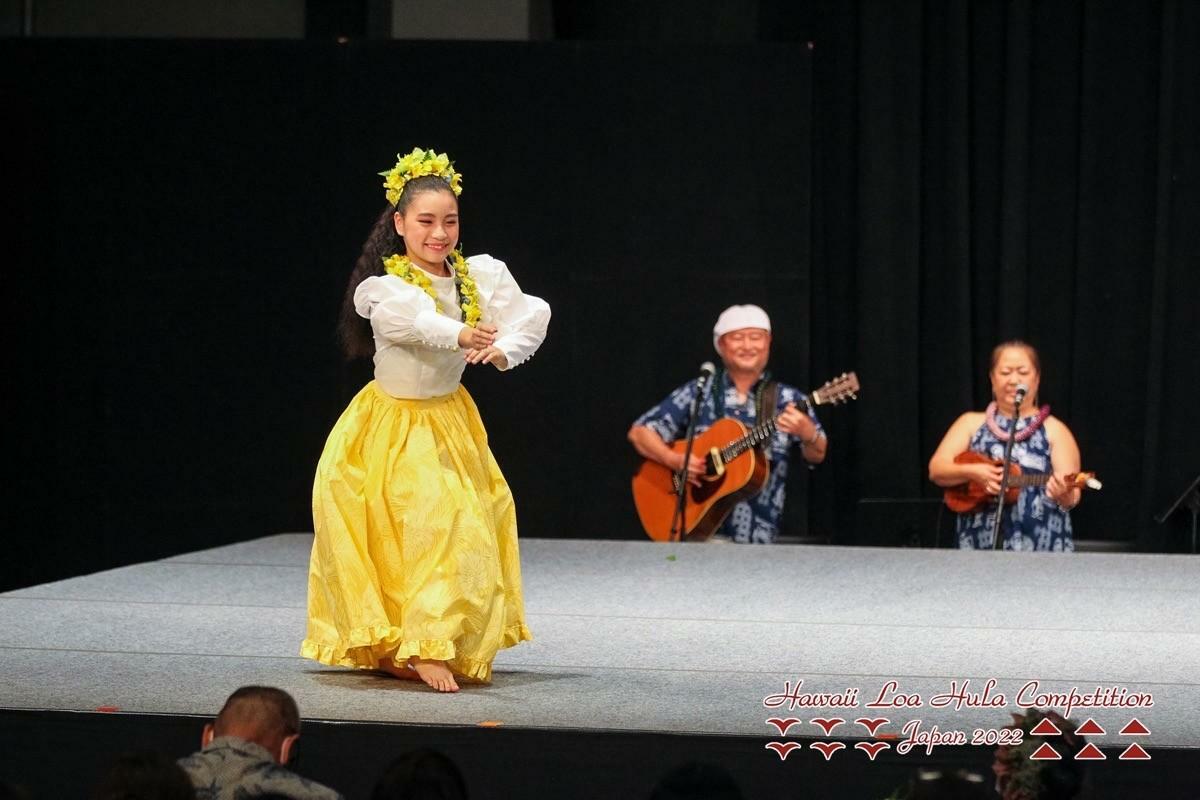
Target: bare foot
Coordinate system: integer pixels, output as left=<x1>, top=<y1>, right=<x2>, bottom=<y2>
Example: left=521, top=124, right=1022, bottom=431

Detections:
left=378, top=660, right=421, bottom=682
left=410, top=658, right=460, bottom=693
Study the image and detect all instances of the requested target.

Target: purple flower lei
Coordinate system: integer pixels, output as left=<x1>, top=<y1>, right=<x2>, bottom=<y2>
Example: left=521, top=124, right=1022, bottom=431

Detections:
left=985, top=402, right=1051, bottom=442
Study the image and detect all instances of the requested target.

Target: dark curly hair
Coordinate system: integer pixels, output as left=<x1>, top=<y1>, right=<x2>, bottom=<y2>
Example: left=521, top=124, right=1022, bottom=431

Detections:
left=337, top=176, right=459, bottom=360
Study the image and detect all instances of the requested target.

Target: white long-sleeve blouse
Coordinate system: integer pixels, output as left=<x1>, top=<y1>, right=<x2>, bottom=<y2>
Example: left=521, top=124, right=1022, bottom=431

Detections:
left=353, top=253, right=551, bottom=399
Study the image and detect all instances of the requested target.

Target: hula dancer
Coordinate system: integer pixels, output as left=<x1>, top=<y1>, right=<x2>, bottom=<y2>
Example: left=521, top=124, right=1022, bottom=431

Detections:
left=302, top=148, right=550, bottom=691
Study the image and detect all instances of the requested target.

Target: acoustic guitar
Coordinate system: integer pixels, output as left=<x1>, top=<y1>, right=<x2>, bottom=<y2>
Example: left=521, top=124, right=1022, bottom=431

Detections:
left=942, top=450, right=1102, bottom=513
left=633, top=372, right=860, bottom=542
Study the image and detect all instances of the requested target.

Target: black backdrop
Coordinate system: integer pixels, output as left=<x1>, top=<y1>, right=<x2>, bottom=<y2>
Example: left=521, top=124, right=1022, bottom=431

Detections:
left=804, top=0, right=1199, bottom=551
left=4, top=0, right=1198, bottom=591
left=5, top=39, right=812, bottom=590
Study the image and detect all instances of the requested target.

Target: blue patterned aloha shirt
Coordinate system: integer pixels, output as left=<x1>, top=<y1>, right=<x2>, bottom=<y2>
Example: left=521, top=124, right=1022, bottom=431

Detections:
left=634, top=370, right=823, bottom=543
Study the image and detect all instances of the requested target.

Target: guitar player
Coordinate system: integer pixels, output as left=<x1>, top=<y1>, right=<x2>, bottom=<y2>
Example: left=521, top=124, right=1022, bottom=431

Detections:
left=627, top=305, right=827, bottom=544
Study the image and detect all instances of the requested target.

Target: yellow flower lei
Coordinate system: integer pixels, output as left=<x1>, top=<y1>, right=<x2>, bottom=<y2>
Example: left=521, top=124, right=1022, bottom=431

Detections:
left=382, top=247, right=482, bottom=328
left=378, top=147, right=463, bottom=206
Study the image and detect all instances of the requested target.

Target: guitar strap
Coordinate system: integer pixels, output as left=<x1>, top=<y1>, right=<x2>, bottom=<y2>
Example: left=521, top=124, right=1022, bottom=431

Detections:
left=756, top=380, right=779, bottom=455
left=713, top=369, right=778, bottom=457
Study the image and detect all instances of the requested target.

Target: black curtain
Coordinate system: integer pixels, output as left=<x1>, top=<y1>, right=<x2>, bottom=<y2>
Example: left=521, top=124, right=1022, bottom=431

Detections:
left=4, top=1, right=1196, bottom=592
left=2, top=39, right=813, bottom=590
left=560, top=0, right=1199, bottom=548
left=805, top=0, right=1198, bottom=548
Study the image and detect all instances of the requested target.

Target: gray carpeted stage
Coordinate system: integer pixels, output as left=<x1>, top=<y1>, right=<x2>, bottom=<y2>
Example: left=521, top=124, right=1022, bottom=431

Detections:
left=2, top=534, right=1198, bottom=756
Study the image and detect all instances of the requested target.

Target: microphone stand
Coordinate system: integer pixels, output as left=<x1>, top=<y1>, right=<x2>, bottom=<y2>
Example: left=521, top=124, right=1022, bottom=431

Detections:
left=991, top=397, right=1024, bottom=550
left=669, top=373, right=710, bottom=542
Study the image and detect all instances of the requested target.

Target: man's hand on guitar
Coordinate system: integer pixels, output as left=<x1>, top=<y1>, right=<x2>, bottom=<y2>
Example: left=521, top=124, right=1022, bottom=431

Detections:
left=673, top=452, right=707, bottom=487
left=776, top=403, right=815, bottom=439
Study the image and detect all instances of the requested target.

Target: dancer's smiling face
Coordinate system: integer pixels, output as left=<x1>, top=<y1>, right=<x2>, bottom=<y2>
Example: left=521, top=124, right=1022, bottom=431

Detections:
left=394, top=187, right=459, bottom=274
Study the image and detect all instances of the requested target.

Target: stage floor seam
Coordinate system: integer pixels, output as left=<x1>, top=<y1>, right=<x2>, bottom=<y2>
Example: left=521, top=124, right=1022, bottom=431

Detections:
left=3, top=597, right=1196, bottom=637
left=2, top=643, right=1196, bottom=690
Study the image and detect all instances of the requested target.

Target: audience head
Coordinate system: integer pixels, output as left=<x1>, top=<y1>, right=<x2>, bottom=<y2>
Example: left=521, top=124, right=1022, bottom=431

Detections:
left=993, top=709, right=1087, bottom=800
left=370, top=748, right=467, bottom=800
left=93, top=751, right=196, bottom=800
left=891, top=768, right=991, bottom=800
left=202, top=686, right=302, bottom=766
left=649, top=761, right=742, bottom=800
left=0, top=780, right=32, bottom=800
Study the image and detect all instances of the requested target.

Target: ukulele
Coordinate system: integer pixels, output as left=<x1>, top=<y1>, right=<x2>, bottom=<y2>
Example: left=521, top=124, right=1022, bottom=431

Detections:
left=942, top=450, right=1102, bottom=513
left=632, top=372, right=860, bottom=542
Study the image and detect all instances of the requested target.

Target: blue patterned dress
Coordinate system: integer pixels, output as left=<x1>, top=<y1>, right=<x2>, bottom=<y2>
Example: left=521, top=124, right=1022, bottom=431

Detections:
left=956, top=414, right=1074, bottom=551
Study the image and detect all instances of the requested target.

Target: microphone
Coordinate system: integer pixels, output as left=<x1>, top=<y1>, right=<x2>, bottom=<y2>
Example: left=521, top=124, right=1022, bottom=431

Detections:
left=697, top=361, right=716, bottom=389
left=1013, top=383, right=1029, bottom=405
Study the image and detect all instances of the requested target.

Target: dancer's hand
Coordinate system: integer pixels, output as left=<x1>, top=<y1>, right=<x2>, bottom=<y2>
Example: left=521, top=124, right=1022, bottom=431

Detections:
left=458, top=323, right=496, bottom=350
left=465, top=345, right=508, bottom=370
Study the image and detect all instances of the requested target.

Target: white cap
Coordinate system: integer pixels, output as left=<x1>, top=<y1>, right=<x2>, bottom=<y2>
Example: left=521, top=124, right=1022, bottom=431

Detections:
left=712, top=304, right=771, bottom=352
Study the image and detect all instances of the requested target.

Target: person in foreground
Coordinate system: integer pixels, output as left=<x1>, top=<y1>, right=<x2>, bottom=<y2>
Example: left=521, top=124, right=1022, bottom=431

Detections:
left=301, top=148, right=550, bottom=691
left=371, top=748, right=468, bottom=800
left=928, top=340, right=1082, bottom=551
left=177, top=686, right=341, bottom=800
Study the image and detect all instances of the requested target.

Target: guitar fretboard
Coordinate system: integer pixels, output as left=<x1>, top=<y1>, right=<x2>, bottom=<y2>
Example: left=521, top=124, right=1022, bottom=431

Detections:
left=720, top=417, right=779, bottom=462
left=718, top=393, right=814, bottom=461
left=1008, top=473, right=1053, bottom=488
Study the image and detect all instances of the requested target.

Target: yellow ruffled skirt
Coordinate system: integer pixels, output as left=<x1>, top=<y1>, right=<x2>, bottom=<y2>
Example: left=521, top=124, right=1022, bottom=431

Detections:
left=301, top=382, right=531, bottom=683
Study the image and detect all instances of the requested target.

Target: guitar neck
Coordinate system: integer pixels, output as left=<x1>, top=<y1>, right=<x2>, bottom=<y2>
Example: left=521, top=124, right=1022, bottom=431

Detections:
left=1009, top=473, right=1053, bottom=488
left=719, top=416, right=780, bottom=462
left=714, top=375, right=854, bottom=463
left=718, top=392, right=813, bottom=461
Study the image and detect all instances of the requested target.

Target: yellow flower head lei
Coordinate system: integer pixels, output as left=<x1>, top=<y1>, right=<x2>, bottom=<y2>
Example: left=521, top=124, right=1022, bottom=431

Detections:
left=382, top=246, right=482, bottom=328
left=379, top=147, right=463, bottom=206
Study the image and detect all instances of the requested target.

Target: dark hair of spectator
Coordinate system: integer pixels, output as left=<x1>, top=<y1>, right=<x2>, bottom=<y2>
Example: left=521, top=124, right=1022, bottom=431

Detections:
left=370, top=748, right=468, bottom=800
left=214, top=685, right=301, bottom=739
left=649, top=761, right=742, bottom=800
left=92, top=751, right=196, bottom=800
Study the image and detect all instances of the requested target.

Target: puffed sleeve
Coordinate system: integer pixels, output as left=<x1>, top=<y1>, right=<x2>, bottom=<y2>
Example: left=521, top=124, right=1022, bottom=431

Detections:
left=473, top=255, right=551, bottom=370
left=354, top=275, right=464, bottom=350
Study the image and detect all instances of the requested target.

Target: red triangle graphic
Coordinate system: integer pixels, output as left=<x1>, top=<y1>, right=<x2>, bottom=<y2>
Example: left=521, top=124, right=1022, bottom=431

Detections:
left=1030, top=718, right=1062, bottom=736
left=1119, top=718, right=1150, bottom=736
left=1075, top=718, right=1105, bottom=736
left=1074, top=742, right=1106, bottom=760
left=1029, top=742, right=1061, bottom=760
left=1119, top=743, right=1151, bottom=760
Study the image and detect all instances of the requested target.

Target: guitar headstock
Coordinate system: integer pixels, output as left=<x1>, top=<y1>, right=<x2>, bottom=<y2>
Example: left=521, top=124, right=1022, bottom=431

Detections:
left=811, top=371, right=860, bottom=406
